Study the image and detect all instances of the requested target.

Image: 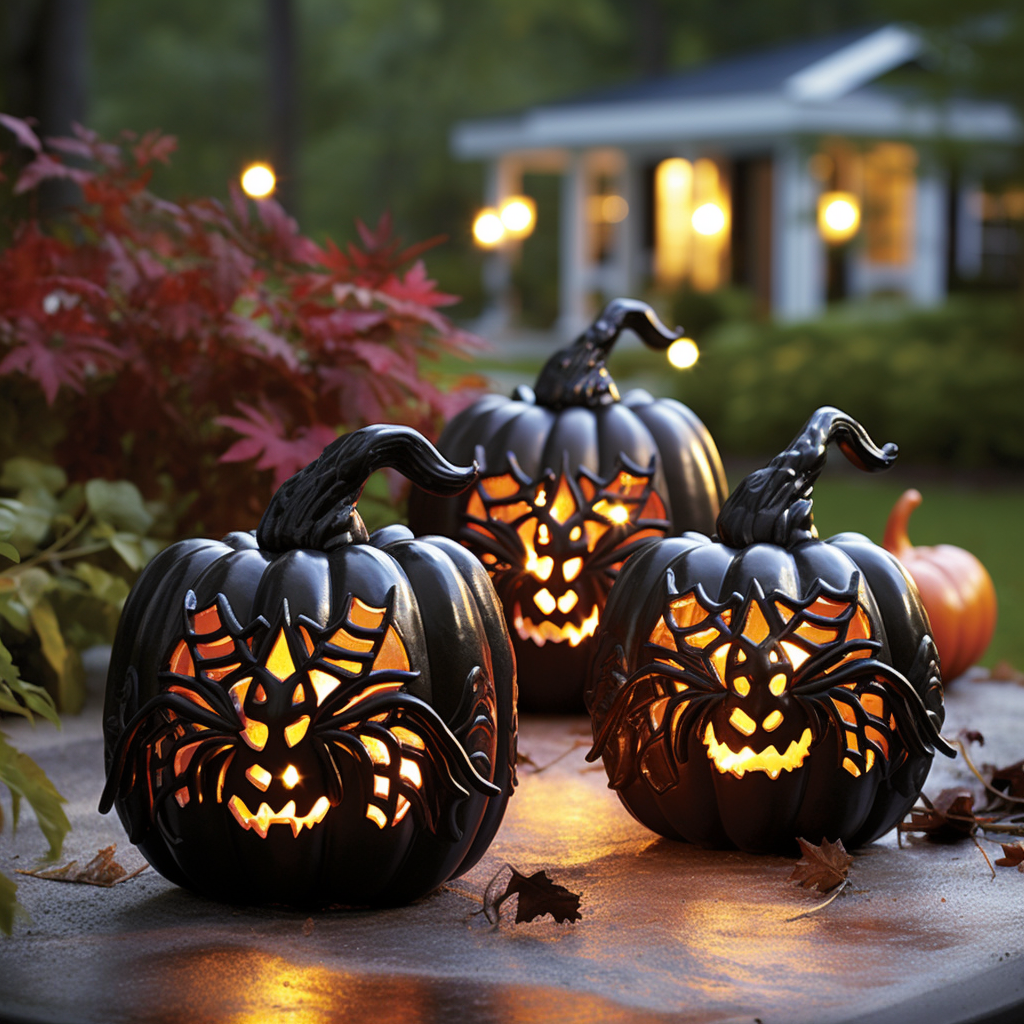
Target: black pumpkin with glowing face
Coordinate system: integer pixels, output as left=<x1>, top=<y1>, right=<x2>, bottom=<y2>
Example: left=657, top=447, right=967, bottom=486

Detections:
left=100, top=426, right=516, bottom=907
left=586, top=408, right=955, bottom=853
left=410, top=299, right=727, bottom=713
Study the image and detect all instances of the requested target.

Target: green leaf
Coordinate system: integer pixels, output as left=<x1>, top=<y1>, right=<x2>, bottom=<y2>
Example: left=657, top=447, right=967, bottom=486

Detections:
left=72, top=563, right=130, bottom=607
left=0, top=541, right=19, bottom=564
left=0, top=731, right=70, bottom=861
left=0, top=868, right=26, bottom=935
left=109, top=532, right=147, bottom=571
left=0, top=499, right=52, bottom=555
left=0, top=458, right=66, bottom=496
left=0, top=592, right=31, bottom=634
left=14, top=566, right=53, bottom=611
left=0, top=641, right=60, bottom=728
left=85, top=479, right=154, bottom=535
left=28, top=599, right=85, bottom=714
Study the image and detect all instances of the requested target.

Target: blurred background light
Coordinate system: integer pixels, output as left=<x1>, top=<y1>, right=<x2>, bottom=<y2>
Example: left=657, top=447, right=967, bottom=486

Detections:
left=240, top=163, right=276, bottom=198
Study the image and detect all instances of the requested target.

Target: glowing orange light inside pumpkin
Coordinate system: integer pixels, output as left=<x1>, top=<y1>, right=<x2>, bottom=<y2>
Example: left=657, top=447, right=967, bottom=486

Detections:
left=283, top=716, right=310, bottom=747
left=246, top=764, right=272, bottom=791
left=704, top=722, right=813, bottom=779
left=729, top=707, right=757, bottom=736
left=228, top=795, right=330, bottom=839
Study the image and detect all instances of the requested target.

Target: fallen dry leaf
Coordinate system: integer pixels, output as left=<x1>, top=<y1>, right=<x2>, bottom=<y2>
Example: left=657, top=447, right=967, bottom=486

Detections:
left=302, top=916, right=315, bottom=935
left=789, top=837, right=853, bottom=893
left=503, top=867, right=582, bottom=924
left=899, top=788, right=979, bottom=842
left=17, top=844, right=146, bottom=887
left=995, top=842, right=1024, bottom=872
left=988, top=759, right=1024, bottom=802
left=481, top=864, right=582, bottom=927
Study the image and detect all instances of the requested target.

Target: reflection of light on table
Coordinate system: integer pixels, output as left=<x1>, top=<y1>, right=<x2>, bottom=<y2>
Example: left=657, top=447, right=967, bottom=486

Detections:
left=167, top=948, right=429, bottom=1024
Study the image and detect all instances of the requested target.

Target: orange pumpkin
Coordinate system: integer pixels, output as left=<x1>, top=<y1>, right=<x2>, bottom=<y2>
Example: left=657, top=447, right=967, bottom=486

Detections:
left=882, top=489, right=997, bottom=681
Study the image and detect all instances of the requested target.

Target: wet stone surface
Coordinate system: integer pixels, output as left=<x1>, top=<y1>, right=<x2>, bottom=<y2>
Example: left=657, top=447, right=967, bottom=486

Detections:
left=1, top=664, right=1023, bottom=1024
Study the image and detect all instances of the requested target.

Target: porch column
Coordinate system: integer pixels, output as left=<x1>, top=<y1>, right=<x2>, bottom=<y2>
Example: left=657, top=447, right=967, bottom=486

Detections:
left=772, top=143, right=826, bottom=321
left=478, top=156, right=520, bottom=336
left=910, top=170, right=948, bottom=306
left=558, top=151, right=590, bottom=338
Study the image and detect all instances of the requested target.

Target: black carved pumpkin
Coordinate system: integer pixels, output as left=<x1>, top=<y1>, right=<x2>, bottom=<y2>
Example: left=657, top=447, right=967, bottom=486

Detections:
left=586, top=408, right=954, bottom=853
left=100, top=425, right=516, bottom=907
left=409, top=298, right=727, bottom=713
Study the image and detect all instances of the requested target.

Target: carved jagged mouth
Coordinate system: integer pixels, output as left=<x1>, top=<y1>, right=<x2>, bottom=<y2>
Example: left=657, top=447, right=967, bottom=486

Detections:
left=227, top=795, right=331, bottom=838
left=703, top=723, right=813, bottom=780
left=512, top=603, right=600, bottom=648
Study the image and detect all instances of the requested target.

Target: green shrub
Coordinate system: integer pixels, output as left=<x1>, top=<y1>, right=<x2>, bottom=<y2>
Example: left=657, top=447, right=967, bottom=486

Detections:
left=673, top=297, right=1024, bottom=466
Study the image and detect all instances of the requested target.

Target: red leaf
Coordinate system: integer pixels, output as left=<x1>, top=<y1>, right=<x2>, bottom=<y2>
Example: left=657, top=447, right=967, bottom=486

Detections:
left=0, top=113, right=41, bottom=152
left=14, top=154, right=90, bottom=195
left=223, top=313, right=299, bottom=370
left=216, top=403, right=336, bottom=488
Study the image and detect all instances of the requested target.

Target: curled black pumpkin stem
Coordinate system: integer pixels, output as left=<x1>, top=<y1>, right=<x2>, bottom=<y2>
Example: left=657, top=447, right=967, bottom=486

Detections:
left=257, top=423, right=478, bottom=552
left=532, top=298, right=681, bottom=411
left=716, top=407, right=898, bottom=550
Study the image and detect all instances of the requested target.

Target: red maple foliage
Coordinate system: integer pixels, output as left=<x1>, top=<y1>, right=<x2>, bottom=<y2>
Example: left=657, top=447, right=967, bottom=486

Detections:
left=0, top=115, right=486, bottom=536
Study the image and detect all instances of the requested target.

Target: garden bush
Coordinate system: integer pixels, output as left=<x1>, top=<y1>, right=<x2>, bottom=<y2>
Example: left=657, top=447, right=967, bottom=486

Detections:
left=0, top=114, right=485, bottom=538
left=673, top=297, right=1024, bottom=466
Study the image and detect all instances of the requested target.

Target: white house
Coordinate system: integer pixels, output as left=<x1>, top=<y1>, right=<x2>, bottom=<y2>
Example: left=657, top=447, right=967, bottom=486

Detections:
left=453, top=25, right=1019, bottom=332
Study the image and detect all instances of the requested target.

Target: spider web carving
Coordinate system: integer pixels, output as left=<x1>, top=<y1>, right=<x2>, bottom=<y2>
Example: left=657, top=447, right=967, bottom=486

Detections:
left=588, top=572, right=949, bottom=792
left=100, top=588, right=498, bottom=848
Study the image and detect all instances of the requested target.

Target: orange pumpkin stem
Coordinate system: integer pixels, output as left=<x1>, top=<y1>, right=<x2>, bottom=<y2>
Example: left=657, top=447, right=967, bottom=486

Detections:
left=882, top=488, right=923, bottom=559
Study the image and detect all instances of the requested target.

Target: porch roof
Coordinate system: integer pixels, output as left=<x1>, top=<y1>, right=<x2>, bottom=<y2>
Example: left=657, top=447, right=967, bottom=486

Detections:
left=453, top=25, right=1019, bottom=158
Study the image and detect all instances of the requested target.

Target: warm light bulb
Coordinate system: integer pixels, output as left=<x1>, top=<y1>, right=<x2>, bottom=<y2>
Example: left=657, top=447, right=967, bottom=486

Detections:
left=601, top=195, right=629, bottom=223
left=498, top=196, right=536, bottom=239
left=824, top=199, right=858, bottom=232
left=241, top=163, right=276, bottom=199
left=282, top=765, right=300, bottom=789
left=473, top=209, right=505, bottom=247
left=691, top=202, right=726, bottom=236
left=818, top=192, right=861, bottom=243
left=667, top=338, right=699, bottom=369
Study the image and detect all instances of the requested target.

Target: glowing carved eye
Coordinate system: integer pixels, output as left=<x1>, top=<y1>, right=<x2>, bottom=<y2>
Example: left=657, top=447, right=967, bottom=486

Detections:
left=729, top=707, right=757, bottom=736
left=763, top=710, right=784, bottom=732
left=246, top=764, right=272, bottom=791
left=284, top=716, right=310, bottom=747
left=734, top=677, right=751, bottom=697
left=282, top=765, right=300, bottom=789
left=569, top=526, right=582, bottom=541
left=253, top=683, right=267, bottom=704
left=563, top=558, right=583, bottom=582
left=292, top=683, right=305, bottom=705
left=534, top=589, right=557, bottom=615
left=769, top=674, right=787, bottom=696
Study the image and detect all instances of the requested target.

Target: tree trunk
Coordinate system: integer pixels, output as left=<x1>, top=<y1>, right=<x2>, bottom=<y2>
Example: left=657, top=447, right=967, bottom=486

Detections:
left=3, top=0, right=90, bottom=216
left=267, top=0, right=298, bottom=218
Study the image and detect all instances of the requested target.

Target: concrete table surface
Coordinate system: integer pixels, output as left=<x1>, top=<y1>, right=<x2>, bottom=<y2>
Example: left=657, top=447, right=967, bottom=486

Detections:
left=2, top=662, right=1024, bottom=1024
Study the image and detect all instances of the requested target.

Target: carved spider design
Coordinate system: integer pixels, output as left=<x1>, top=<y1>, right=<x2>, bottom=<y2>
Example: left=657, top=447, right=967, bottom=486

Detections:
left=100, top=589, right=498, bottom=849
left=592, top=572, right=942, bottom=794
left=460, top=453, right=670, bottom=648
